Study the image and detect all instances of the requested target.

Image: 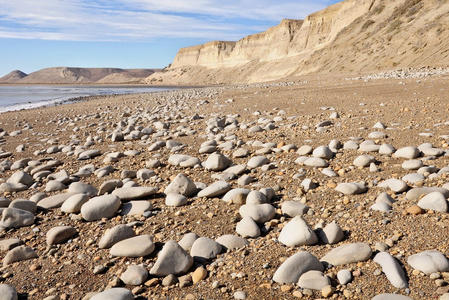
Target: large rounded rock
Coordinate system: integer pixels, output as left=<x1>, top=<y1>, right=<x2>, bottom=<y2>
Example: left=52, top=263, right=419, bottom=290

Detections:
left=279, top=216, right=317, bottom=247
left=112, top=186, right=158, bottom=201
left=204, top=153, right=232, bottom=171
left=0, top=208, right=34, bottom=230
left=99, top=224, right=136, bottom=249
left=46, top=226, right=78, bottom=245
left=120, top=201, right=153, bottom=216
left=417, top=192, right=448, bottom=212
left=197, top=181, right=231, bottom=198
left=37, top=193, right=78, bottom=209
left=61, top=194, right=90, bottom=213
left=335, top=182, right=366, bottom=195
left=90, top=288, right=134, bottom=300
left=216, top=235, right=249, bottom=250
left=236, top=216, right=261, bottom=238
left=318, top=222, right=344, bottom=244
left=120, top=265, right=148, bottom=285
left=273, top=251, right=324, bottom=284
left=68, top=182, right=98, bottom=196
left=7, top=171, right=33, bottom=186
left=110, top=235, right=155, bottom=257
left=81, top=195, right=121, bottom=221
left=222, top=189, right=250, bottom=204
left=239, top=204, right=276, bottom=223
left=378, top=178, right=408, bottom=193
left=407, top=250, right=449, bottom=274
left=190, top=237, right=222, bottom=262
left=247, top=156, right=269, bottom=169
left=373, top=251, right=408, bottom=289
left=3, top=246, right=38, bottom=266
left=9, top=199, right=37, bottom=213
left=371, top=294, right=412, bottom=300
left=165, top=193, right=187, bottom=207
left=0, top=284, right=18, bottom=300
left=320, top=243, right=372, bottom=266
left=394, top=146, right=420, bottom=159
left=150, top=240, right=193, bottom=276
left=164, top=173, right=197, bottom=197
left=298, top=270, right=331, bottom=290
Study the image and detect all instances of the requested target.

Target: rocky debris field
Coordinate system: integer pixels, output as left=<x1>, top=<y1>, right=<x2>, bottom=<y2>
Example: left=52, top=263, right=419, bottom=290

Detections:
left=0, top=74, right=449, bottom=300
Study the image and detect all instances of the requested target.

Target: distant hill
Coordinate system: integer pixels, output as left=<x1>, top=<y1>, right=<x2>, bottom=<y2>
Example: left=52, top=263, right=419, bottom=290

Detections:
left=145, top=0, right=449, bottom=85
left=0, top=67, right=159, bottom=84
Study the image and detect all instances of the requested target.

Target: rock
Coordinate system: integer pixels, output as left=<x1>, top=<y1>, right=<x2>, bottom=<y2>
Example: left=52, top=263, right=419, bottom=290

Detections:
left=136, top=168, right=155, bottom=181
left=239, top=204, right=276, bottom=223
left=321, top=243, right=372, bottom=266
left=61, top=194, right=90, bottom=213
left=335, top=182, right=366, bottom=195
left=204, top=153, right=232, bottom=171
left=233, top=148, right=249, bottom=158
left=378, top=178, right=408, bottom=193
left=278, top=216, right=318, bottom=247
left=99, top=224, right=136, bottom=249
left=247, top=156, right=269, bottom=169
left=297, top=145, right=313, bottom=155
left=120, top=265, right=148, bottom=285
left=98, top=180, right=123, bottom=195
left=312, top=146, right=333, bottom=159
left=9, top=199, right=37, bottom=213
left=162, top=274, right=178, bottom=286
left=110, top=235, right=155, bottom=257
left=321, top=285, right=335, bottom=298
left=0, top=284, right=18, bottom=300
left=233, top=291, right=247, bottom=300
left=81, top=195, right=121, bottom=221
left=77, top=149, right=101, bottom=160
left=190, top=237, right=222, bottom=262
left=0, top=182, right=28, bottom=193
left=197, top=181, right=231, bottom=198
left=373, top=251, right=408, bottom=289
left=402, top=159, right=423, bottom=170
left=45, top=180, right=66, bottom=192
left=281, top=201, right=309, bottom=217
left=245, top=190, right=268, bottom=204
left=368, top=131, right=386, bottom=139
left=371, top=294, right=413, bottom=300
left=303, top=157, right=329, bottom=167
left=236, top=216, right=261, bottom=238
left=3, top=246, right=38, bottom=266
left=120, top=201, right=153, bottom=215
left=216, top=235, right=249, bottom=250
left=0, top=208, right=34, bottom=230
left=273, top=251, right=324, bottom=284
left=46, top=226, right=77, bottom=245
left=407, top=250, right=449, bottom=274
left=406, top=205, right=425, bottom=215
left=379, top=144, right=396, bottom=155
left=370, top=202, right=392, bottom=212
left=7, top=171, right=33, bottom=186
left=0, top=238, right=22, bottom=251
left=222, top=189, right=250, bottom=204
left=298, top=270, right=331, bottom=290
left=178, top=233, right=199, bottom=251
left=164, top=173, right=197, bottom=197
left=68, top=182, right=98, bottom=196
left=38, top=193, right=78, bottom=209
left=318, top=222, right=344, bottom=244
left=417, top=192, right=448, bottom=212
left=394, top=146, right=420, bottom=159
left=353, top=155, right=375, bottom=167
left=337, top=269, right=352, bottom=285
left=406, top=187, right=449, bottom=200
left=375, top=192, right=394, bottom=205
left=112, top=186, right=158, bottom=201
left=192, top=266, right=207, bottom=283
left=168, top=154, right=201, bottom=167
left=150, top=240, right=193, bottom=276
left=165, top=193, right=188, bottom=207
left=90, top=288, right=134, bottom=300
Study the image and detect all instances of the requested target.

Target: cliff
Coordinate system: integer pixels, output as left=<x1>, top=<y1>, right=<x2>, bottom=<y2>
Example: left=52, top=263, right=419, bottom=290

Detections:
left=0, top=67, right=159, bottom=84
left=147, top=0, right=449, bottom=84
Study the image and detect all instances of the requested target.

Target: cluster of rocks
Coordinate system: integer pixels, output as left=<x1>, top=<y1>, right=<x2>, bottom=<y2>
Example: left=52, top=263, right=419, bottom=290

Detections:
left=350, top=66, right=449, bottom=81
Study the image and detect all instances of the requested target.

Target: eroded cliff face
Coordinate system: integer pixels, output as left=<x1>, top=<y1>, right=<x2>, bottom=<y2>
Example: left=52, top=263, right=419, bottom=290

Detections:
left=149, top=0, right=449, bottom=84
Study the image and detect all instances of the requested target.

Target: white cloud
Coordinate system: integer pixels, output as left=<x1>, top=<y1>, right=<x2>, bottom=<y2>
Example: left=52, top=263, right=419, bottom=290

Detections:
left=0, top=0, right=335, bottom=41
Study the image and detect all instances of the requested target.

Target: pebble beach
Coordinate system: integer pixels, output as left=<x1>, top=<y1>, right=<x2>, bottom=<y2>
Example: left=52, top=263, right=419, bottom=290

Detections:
left=0, top=72, right=449, bottom=300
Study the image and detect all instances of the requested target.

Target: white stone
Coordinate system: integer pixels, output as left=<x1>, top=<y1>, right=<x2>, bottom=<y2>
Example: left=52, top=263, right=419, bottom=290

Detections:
left=373, top=251, right=408, bottom=289
left=279, top=216, right=318, bottom=247
left=272, top=251, right=324, bottom=284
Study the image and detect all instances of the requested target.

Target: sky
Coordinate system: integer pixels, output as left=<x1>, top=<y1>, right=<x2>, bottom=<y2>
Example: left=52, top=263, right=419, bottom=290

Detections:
left=0, top=0, right=340, bottom=77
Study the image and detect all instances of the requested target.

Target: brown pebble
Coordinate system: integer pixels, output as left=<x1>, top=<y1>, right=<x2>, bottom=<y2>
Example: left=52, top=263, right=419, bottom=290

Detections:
left=30, top=264, right=41, bottom=271
left=406, top=205, right=425, bottom=215
left=145, top=278, right=160, bottom=287
left=281, top=285, right=293, bottom=292
left=192, top=266, right=207, bottom=283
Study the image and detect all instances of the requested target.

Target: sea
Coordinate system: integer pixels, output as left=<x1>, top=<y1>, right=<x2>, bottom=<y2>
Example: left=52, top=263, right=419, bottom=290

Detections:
left=0, top=85, right=174, bottom=113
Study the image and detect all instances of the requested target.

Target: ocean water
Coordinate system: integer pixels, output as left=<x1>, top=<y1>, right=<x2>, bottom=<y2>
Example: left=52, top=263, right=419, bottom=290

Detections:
left=0, top=85, right=174, bottom=113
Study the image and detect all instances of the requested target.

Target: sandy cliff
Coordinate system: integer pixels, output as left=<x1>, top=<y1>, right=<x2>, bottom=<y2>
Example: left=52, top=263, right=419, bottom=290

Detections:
left=147, top=0, right=449, bottom=85
left=0, top=67, right=159, bottom=84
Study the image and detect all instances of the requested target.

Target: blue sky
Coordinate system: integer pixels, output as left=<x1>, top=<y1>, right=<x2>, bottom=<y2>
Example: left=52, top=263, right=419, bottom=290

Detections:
left=0, top=0, right=340, bottom=76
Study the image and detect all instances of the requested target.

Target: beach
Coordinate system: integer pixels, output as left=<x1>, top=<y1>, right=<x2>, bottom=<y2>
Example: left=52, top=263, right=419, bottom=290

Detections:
left=0, top=72, right=449, bottom=299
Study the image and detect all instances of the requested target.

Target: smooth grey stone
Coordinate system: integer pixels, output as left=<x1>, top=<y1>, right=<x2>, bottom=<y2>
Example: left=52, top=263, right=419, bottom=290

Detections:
left=321, top=168, right=337, bottom=177
left=45, top=180, right=66, bottom=192
left=204, top=153, right=232, bottom=171
left=216, top=235, right=249, bottom=250
left=29, top=193, right=47, bottom=203
left=402, top=159, right=423, bottom=170
left=370, top=202, right=392, bottom=212
left=112, top=186, right=158, bottom=201
left=301, top=178, right=316, bottom=191
left=298, top=270, right=331, bottom=290
left=120, top=265, right=148, bottom=285
left=190, top=237, right=222, bottom=262
left=281, top=201, right=309, bottom=217
left=373, top=251, right=408, bottom=289
left=371, top=294, right=412, bottom=300
left=303, top=157, right=329, bottom=167
left=245, top=190, right=268, bottom=204
left=68, top=182, right=98, bottom=196
left=150, top=240, right=193, bottom=276
left=335, top=182, right=366, bottom=195
left=337, top=269, right=352, bottom=285
left=0, top=197, right=11, bottom=208
left=236, top=216, right=260, bottom=238
left=297, top=145, right=313, bottom=155
left=378, top=178, right=408, bottom=193
left=47, top=169, right=70, bottom=183
left=90, top=288, right=134, bottom=300
left=0, top=284, right=18, bottom=300
left=234, top=291, right=247, bottom=300
left=3, top=246, right=38, bottom=266
left=312, top=146, right=333, bottom=159
left=168, top=154, right=201, bottom=167
left=165, top=193, right=187, bottom=207
left=0, top=208, right=34, bottom=230
left=136, top=168, right=156, bottom=181
left=279, top=216, right=317, bottom=247
left=0, top=182, right=28, bottom=193
left=9, top=199, right=37, bottom=213
left=120, top=201, right=153, bottom=215
left=405, top=187, right=449, bottom=200
left=402, top=173, right=425, bottom=184
left=238, top=174, right=254, bottom=186
left=247, top=156, right=269, bottom=168
left=199, top=145, right=217, bottom=154
left=272, top=251, right=324, bottom=284
left=394, top=146, right=420, bottom=159
left=77, top=149, right=101, bottom=160
left=223, top=164, right=247, bottom=176
left=46, top=226, right=77, bottom=245
left=222, top=189, right=250, bottom=204
left=99, top=224, right=136, bottom=249
left=407, top=250, right=449, bottom=274
left=81, top=195, right=121, bottom=221
left=197, top=181, right=231, bottom=198
left=259, top=187, right=275, bottom=201
left=38, top=193, right=78, bottom=209
left=239, top=204, right=275, bottom=223
left=353, top=155, right=375, bottom=167
left=343, top=140, right=359, bottom=150
left=417, top=192, right=448, bottom=212
left=321, top=243, right=372, bottom=266
left=164, top=173, right=197, bottom=197
left=318, top=222, right=344, bottom=244
left=178, top=232, right=199, bottom=252
left=110, top=235, right=155, bottom=257
left=61, top=194, right=90, bottom=213
left=379, top=144, right=396, bottom=155
left=7, top=171, right=33, bottom=186
left=373, top=122, right=386, bottom=129
left=359, top=142, right=380, bottom=152
left=0, top=238, right=22, bottom=251
left=233, top=148, right=249, bottom=158
left=368, top=131, right=386, bottom=139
